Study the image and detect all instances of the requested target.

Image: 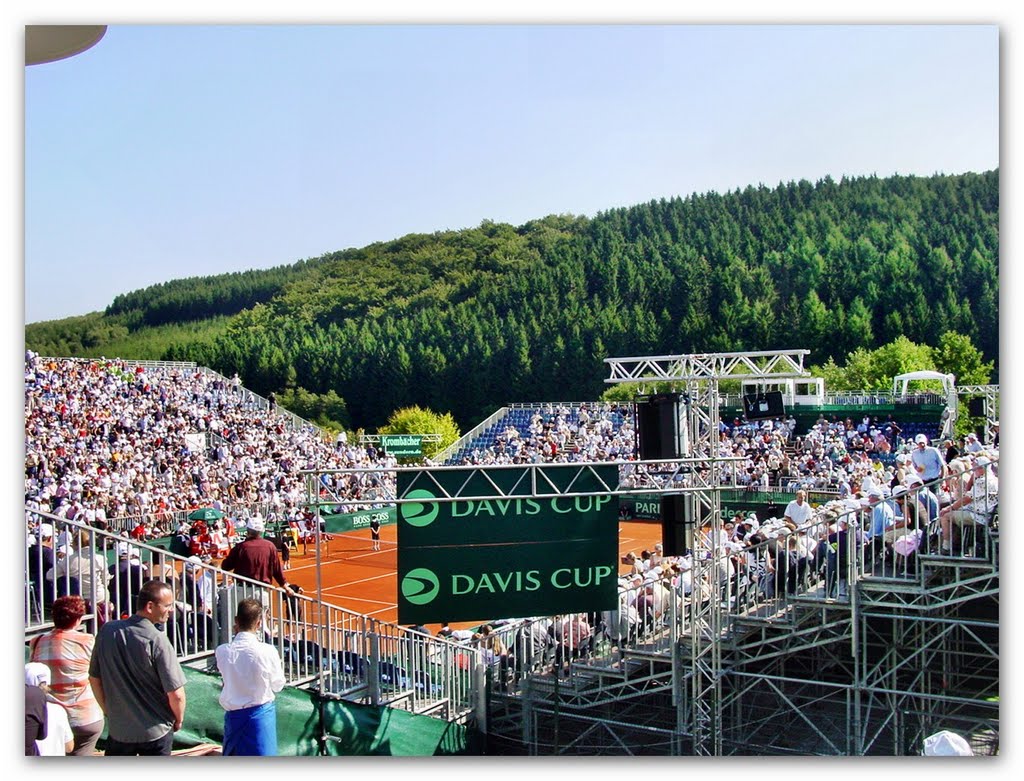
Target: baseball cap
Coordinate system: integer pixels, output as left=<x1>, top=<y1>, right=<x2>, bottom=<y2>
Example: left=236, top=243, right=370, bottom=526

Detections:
left=25, top=662, right=51, bottom=688
left=923, top=730, right=973, bottom=756
left=38, top=523, right=54, bottom=539
left=116, top=541, right=130, bottom=557
left=914, top=434, right=928, bottom=444
left=248, top=515, right=266, bottom=533
left=185, top=555, right=203, bottom=568
left=974, top=456, right=991, bottom=467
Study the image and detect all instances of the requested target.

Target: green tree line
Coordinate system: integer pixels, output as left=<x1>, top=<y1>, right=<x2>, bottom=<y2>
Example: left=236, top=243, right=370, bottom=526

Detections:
left=25, top=170, right=999, bottom=431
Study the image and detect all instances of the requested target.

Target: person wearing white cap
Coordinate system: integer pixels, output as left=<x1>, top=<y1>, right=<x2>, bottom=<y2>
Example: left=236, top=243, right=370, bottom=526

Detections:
left=220, top=514, right=295, bottom=596
left=27, top=522, right=56, bottom=621
left=923, top=730, right=974, bottom=756
left=904, top=472, right=941, bottom=528
left=25, top=666, right=47, bottom=756
left=964, top=431, right=983, bottom=454
left=910, top=433, right=946, bottom=484
left=52, top=528, right=111, bottom=626
left=107, top=541, right=148, bottom=620
left=824, top=511, right=862, bottom=599
left=939, top=455, right=998, bottom=553
left=25, top=662, right=74, bottom=756
left=866, top=486, right=896, bottom=544
left=883, top=485, right=924, bottom=563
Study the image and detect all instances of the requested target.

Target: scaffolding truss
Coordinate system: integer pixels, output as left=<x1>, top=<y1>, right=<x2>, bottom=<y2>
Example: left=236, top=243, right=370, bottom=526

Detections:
left=957, top=384, right=1000, bottom=444
left=300, top=350, right=998, bottom=756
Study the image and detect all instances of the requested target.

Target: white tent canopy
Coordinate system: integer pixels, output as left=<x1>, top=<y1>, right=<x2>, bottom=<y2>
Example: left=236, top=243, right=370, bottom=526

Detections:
left=892, top=370, right=956, bottom=397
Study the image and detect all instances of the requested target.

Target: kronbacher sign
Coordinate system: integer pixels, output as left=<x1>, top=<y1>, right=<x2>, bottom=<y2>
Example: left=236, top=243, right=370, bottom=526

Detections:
left=396, top=465, right=618, bottom=624
left=381, top=434, right=423, bottom=457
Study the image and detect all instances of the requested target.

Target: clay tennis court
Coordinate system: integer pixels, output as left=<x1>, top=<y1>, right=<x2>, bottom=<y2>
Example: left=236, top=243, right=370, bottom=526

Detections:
left=280, top=520, right=664, bottom=633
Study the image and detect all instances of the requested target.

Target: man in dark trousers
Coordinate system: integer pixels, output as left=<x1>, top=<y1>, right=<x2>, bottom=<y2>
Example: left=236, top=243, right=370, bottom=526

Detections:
left=218, top=516, right=295, bottom=642
left=27, top=522, right=56, bottom=621
left=369, top=516, right=382, bottom=551
left=107, top=543, right=147, bottom=619
left=88, top=580, right=187, bottom=755
left=220, top=515, right=294, bottom=596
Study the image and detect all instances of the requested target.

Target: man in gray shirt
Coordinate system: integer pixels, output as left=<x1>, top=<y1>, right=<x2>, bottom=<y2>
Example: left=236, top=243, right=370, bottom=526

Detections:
left=89, top=580, right=187, bottom=755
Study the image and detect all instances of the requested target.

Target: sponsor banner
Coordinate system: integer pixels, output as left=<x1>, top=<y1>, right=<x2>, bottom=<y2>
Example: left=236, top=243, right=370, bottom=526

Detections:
left=397, top=464, right=618, bottom=623
left=618, top=493, right=662, bottom=520
left=398, top=539, right=618, bottom=624
left=381, top=434, right=423, bottom=457
left=322, top=506, right=396, bottom=535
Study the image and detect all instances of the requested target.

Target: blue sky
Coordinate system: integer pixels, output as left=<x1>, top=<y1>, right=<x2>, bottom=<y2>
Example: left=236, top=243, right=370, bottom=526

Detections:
left=21, top=22, right=1000, bottom=324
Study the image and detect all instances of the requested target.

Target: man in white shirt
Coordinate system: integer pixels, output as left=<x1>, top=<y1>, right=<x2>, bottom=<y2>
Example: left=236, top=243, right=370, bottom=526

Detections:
left=784, top=490, right=814, bottom=530
left=215, top=599, right=286, bottom=755
left=911, top=434, right=946, bottom=484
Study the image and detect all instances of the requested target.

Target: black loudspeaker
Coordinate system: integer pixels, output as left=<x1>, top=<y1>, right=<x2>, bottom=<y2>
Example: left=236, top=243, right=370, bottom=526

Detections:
left=968, top=397, right=986, bottom=417
left=636, top=393, right=682, bottom=460
left=742, top=390, right=785, bottom=421
left=661, top=494, right=690, bottom=557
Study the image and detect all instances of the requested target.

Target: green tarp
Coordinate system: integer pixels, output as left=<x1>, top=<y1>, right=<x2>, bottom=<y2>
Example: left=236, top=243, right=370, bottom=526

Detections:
left=91, top=664, right=480, bottom=756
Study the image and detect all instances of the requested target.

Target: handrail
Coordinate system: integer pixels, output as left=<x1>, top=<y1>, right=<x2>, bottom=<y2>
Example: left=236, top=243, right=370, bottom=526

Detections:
left=718, top=391, right=948, bottom=409
left=24, top=510, right=480, bottom=722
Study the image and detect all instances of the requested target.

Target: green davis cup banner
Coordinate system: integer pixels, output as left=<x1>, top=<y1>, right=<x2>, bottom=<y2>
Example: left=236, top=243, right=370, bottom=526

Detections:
left=397, top=465, right=619, bottom=624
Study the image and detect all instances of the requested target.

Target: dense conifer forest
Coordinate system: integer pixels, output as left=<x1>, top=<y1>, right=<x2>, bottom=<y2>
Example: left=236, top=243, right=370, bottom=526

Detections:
left=26, top=170, right=999, bottom=430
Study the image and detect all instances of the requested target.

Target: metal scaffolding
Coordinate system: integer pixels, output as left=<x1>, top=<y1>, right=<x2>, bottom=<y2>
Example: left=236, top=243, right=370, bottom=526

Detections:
left=300, top=349, right=998, bottom=756
left=957, top=384, right=1000, bottom=444
left=481, top=351, right=1000, bottom=756
left=605, top=349, right=811, bottom=756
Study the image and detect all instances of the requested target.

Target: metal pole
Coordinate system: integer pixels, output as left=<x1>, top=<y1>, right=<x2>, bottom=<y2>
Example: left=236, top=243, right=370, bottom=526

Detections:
left=308, top=473, right=326, bottom=692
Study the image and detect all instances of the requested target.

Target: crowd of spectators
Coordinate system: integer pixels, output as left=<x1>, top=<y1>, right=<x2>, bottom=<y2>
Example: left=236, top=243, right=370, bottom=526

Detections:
left=640, top=440, right=998, bottom=609
left=454, top=403, right=637, bottom=466
left=24, top=352, right=397, bottom=538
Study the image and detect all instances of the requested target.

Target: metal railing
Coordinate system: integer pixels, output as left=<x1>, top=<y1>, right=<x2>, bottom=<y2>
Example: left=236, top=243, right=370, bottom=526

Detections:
left=24, top=510, right=481, bottom=723
left=717, top=391, right=948, bottom=408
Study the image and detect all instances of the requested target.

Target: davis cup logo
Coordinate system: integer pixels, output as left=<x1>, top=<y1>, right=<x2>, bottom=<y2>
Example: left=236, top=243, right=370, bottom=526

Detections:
left=401, top=568, right=440, bottom=605
left=400, top=488, right=439, bottom=527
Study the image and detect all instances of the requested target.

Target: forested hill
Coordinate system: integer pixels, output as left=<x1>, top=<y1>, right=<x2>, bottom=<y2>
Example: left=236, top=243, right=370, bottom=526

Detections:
left=25, top=170, right=999, bottom=431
